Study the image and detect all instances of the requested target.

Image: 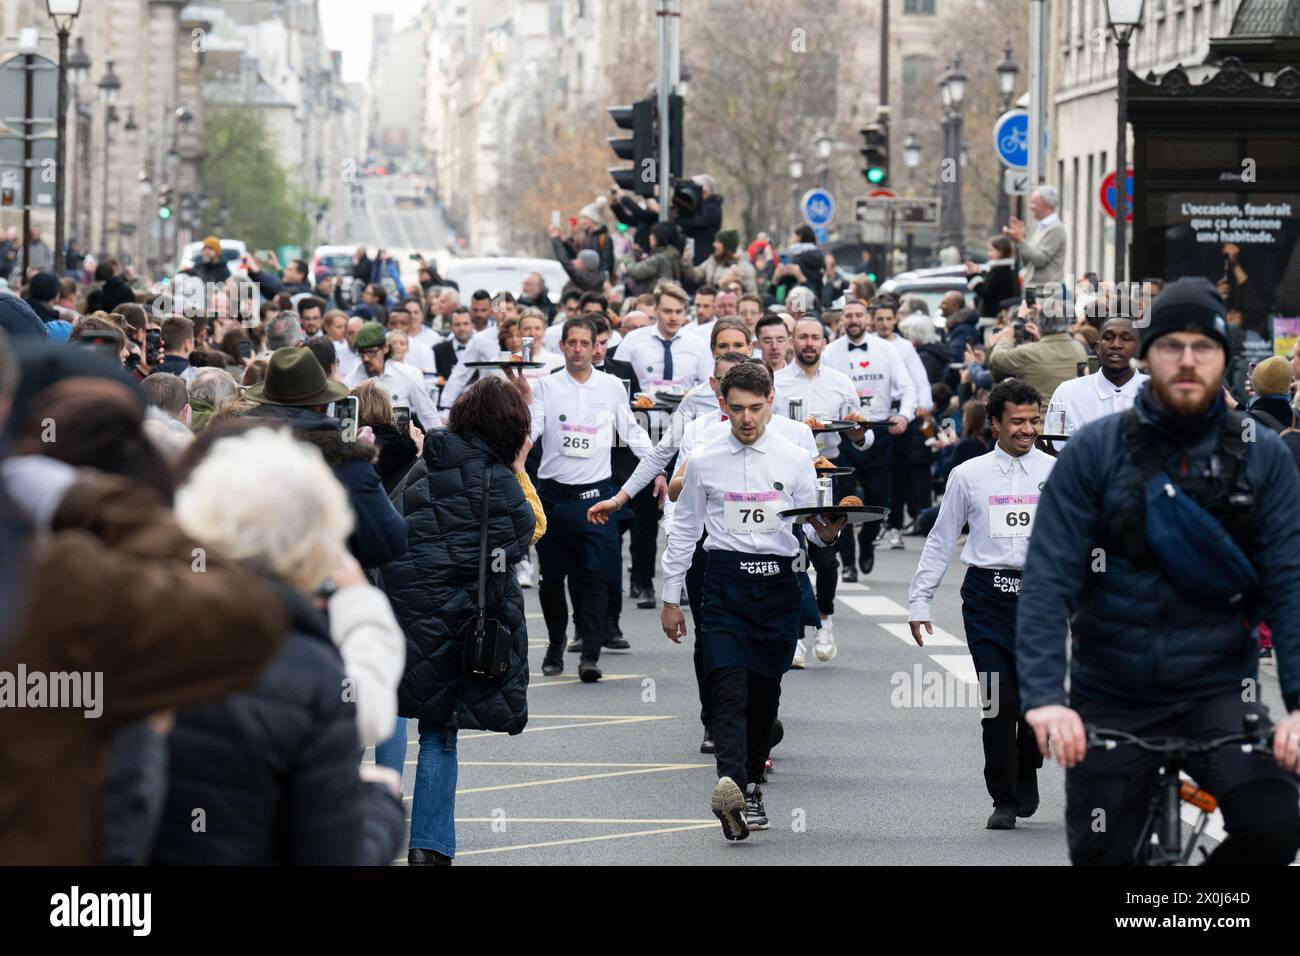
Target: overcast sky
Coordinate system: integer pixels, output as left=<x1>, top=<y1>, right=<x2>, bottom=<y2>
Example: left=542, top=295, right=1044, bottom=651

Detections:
left=320, top=0, right=426, bottom=84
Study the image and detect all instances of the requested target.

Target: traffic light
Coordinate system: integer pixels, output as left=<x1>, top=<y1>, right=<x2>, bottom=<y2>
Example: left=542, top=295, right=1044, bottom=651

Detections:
left=607, top=94, right=683, bottom=199
left=608, top=99, right=654, bottom=196
left=860, top=123, right=889, bottom=187
left=158, top=185, right=173, bottom=221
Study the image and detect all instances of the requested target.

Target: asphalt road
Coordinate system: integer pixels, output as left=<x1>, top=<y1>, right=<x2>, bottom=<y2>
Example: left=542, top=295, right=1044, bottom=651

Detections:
left=351, top=175, right=451, bottom=256
left=374, top=530, right=1288, bottom=865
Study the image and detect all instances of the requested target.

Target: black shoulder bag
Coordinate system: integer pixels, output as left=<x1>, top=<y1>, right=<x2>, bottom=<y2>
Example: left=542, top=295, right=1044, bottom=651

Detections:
left=460, top=468, right=510, bottom=679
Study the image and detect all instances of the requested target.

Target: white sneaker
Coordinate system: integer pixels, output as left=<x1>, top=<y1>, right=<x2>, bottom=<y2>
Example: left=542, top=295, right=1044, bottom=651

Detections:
left=516, top=558, right=534, bottom=588
left=813, top=620, right=837, bottom=661
left=887, top=528, right=904, bottom=550
left=791, top=640, right=807, bottom=669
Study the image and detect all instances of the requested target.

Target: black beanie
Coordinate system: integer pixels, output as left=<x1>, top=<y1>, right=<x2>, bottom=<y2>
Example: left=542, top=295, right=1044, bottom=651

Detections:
left=27, top=271, right=59, bottom=303
left=1138, top=276, right=1230, bottom=360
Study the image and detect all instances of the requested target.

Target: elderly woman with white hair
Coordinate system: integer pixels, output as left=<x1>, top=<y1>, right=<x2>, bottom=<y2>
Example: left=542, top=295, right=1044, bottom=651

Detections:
left=151, top=426, right=407, bottom=865
left=900, top=312, right=950, bottom=385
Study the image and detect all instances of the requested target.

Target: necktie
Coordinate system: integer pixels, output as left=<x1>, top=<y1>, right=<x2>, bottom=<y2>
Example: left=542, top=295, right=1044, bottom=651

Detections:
left=661, top=337, right=674, bottom=381
left=848, top=341, right=869, bottom=351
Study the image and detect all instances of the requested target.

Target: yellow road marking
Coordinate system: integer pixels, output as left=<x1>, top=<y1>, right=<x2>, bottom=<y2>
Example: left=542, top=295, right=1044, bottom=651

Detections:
left=460, top=715, right=673, bottom=740
left=461, top=760, right=709, bottom=768
left=456, top=763, right=705, bottom=794
left=456, top=817, right=715, bottom=824
left=456, top=823, right=718, bottom=856
left=529, top=674, right=643, bottom=688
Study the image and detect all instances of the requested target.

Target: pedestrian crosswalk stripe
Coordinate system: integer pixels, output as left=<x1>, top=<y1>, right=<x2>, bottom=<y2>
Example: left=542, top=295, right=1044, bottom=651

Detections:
left=877, top=621, right=966, bottom=647
left=925, top=654, right=980, bottom=685
left=837, top=595, right=910, bottom=616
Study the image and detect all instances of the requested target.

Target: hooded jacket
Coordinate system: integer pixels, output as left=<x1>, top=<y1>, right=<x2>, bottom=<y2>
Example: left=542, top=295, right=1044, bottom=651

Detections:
left=244, top=404, right=407, bottom=568
left=380, top=429, right=535, bottom=733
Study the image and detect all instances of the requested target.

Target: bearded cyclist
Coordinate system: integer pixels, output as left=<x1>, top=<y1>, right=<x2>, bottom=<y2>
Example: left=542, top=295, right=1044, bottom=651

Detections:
left=1016, top=278, right=1300, bottom=865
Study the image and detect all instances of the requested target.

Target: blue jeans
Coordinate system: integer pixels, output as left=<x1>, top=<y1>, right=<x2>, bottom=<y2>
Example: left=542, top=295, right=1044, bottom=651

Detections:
left=374, top=716, right=459, bottom=858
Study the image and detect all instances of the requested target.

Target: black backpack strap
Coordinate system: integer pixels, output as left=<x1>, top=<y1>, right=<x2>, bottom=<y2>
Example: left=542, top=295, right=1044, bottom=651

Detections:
left=474, top=467, right=493, bottom=637
left=1119, top=408, right=1161, bottom=565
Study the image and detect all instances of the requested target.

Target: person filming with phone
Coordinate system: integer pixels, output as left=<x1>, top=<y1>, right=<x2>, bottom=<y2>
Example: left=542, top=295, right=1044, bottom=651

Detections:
left=988, top=296, right=1087, bottom=416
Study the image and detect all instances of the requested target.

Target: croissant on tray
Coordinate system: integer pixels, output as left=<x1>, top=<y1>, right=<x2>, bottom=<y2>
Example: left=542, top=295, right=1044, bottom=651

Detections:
left=633, top=394, right=656, bottom=409
left=813, top=456, right=834, bottom=469
left=803, top=416, right=825, bottom=429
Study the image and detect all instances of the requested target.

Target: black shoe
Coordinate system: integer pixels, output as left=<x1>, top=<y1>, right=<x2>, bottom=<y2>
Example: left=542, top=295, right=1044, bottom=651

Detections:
left=745, top=784, right=770, bottom=830
left=841, top=566, right=858, bottom=583
left=770, top=718, right=784, bottom=750
left=579, top=661, right=602, bottom=683
left=858, top=547, right=874, bottom=575
left=409, top=848, right=452, bottom=865
left=986, top=805, right=1018, bottom=830
left=541, top=653, right=563, bottom=676
left=636, top=585, right=656, bottom=610
left=566, top=637, right=582, bottom=653
left=1016, top=770, right=1040, bottom=818
left=700, top=728, right=715, bottom=754
left=603, top=622, right=630, bottom=650
left=628, top=582, right=646, bottom=602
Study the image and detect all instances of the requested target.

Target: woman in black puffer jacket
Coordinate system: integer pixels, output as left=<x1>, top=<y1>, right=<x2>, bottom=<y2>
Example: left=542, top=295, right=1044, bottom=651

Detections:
left=378, top=375, right=543, bottom=865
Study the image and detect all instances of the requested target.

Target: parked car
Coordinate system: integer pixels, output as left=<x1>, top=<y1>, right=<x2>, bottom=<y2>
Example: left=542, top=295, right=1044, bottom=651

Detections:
left=879, top=274, right=972, bottom=329
left=443, top=256, right=569, bottom=305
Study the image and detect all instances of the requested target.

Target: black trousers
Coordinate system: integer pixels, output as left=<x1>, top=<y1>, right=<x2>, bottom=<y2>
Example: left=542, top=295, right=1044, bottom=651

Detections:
left=887, top=428, right=913, bottom=530
left=808, top=536, right=838, bottom=617
left=566, top=578, right=621, bottom=634
left=541, top=566, right=607, bottom=664
left=629, top=484, right=660, bottom=588
left=684, top=537, right=711, bottom=729
left=960, top=569, right=1042, bottom=808
left=837, top=434, right=892, bottom=566
left=709, top=665, right=781, bottom=791
left=1065, top=692, right=1300, bottom=866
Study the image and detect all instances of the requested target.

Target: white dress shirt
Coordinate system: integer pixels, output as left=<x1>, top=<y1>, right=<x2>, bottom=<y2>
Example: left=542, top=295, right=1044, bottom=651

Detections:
left=1045, top=370, right=1147, bottom=449
left=907, top=444, right=1056, bottom=621
left=334, top=339, right=361, bottom=383
left=438, top=325, right=503, bottom=408
left=616, top=324, right=714, bottom=391
left=347, top=360, right=442, bottom=430
left=405, top=335, right=437, bottom=373
left=412, top=325, right=445, bottom=349
left=773, top=362, right=868, bottom=458
left=661, top=427, right=832, bottom=604
left=823, top=332, right=917, bottom=421
left=619, top=382, right=720, bottom=499
left=685, top=317, right=717, bottom=340
left=529, top=367, right=654, bottom=486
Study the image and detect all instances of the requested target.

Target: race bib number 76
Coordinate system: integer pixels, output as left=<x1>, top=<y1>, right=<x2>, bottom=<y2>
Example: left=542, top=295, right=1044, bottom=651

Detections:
left=723, top=491, right=782, bottom=534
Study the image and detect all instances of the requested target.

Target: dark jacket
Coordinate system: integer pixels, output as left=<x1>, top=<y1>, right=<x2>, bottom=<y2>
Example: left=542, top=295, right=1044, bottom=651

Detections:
left=575, top=225, right=616, bottom=277
left=675, top=193, right=723, bottom=266
left=551, top=236, right=605, bottom=294
left=916, top=341, right=949, bottom=385
left=191, top=258, right=231, bottom=285
left=152, top=581, right=404, bottom=864
left=155, top=354, right=190, bottom=377
left=969, top=264, right=1018, bottom=318
left=246, top=267, right=283, bottom=299
left=433, top=338, right=465, bottom=382
left=371, top=421, right=419, bottom=494
left=946, top=308, right=980, bottom=366
left=621, top=243, right=683, bottom=291
left=381, top=429, right=534, bottom=733
left=1017, top=390, right=1300, bottom=715
left=612, top=194, right=655, bottom=251
left=0, top=293, right=47, bottom=338
left=24, top=298, right=60, bottom=324
left=244, top=404, right=408, bottom=569
left=517, top=293, right=556, bottom=322
left=598, top=357, right=641, bottom=485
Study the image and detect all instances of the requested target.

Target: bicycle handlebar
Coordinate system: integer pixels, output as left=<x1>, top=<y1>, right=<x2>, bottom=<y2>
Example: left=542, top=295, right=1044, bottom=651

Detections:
left=1086, top=713, right=1273, bottom=756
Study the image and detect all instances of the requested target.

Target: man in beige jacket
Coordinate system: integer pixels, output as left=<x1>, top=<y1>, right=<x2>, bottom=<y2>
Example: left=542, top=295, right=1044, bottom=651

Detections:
left=1004, top=185, right=1067, bottom=290
left=987, top=305, right=1087, bottom=416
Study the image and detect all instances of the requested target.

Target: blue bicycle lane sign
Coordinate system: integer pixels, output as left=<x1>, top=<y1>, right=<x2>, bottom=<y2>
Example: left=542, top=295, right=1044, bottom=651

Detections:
left=993, top=110, right=1028, bottom=170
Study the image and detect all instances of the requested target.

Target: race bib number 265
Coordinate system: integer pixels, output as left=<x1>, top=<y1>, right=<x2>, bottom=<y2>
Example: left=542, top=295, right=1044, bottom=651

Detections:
left=559, top=423, right=597, bottom=458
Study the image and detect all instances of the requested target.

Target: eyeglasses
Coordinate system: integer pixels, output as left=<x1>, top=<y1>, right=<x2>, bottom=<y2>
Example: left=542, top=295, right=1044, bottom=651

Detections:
left=1149, top=339, right=1221, bottom=361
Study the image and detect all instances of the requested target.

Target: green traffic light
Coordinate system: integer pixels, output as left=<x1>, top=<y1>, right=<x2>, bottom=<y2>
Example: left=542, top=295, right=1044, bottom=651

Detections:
left=866, top=272, right=877, bottom=283
left=866, top=168, right=885, bottom=184
left=158, top=207, right=172, bottom=220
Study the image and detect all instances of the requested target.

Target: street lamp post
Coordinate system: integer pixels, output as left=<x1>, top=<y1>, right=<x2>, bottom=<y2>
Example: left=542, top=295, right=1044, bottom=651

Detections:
left=814, top=125, right=832, bottom=189
left=937, top=57, right=968, bottom=252
left=96, top=58, right=120, bottom=257
left=993, top=37, right=1019, bottom=233
left=903, top=135, right=922, bottom=270
left=1106, top=0, right=1144, bottom=284
left=47, top=0, right=82, bottom=278
left=787, top=150, right=804, bottom=238
left=68, top=35, right=90, bottom=258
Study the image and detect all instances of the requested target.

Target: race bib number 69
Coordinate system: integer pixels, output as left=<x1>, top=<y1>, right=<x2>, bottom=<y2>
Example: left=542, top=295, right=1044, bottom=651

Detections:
left=988, top=494, right=1039, bottom=538
left=723, top=491, right=781, bottom=534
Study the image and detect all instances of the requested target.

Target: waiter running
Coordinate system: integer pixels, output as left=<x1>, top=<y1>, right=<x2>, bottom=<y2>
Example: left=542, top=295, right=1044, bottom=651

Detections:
left=528, top=316, right=654, bottom=681
left=906, top=379, right=1052, bottom=830
left=661, top=362, right=845, bottom=841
